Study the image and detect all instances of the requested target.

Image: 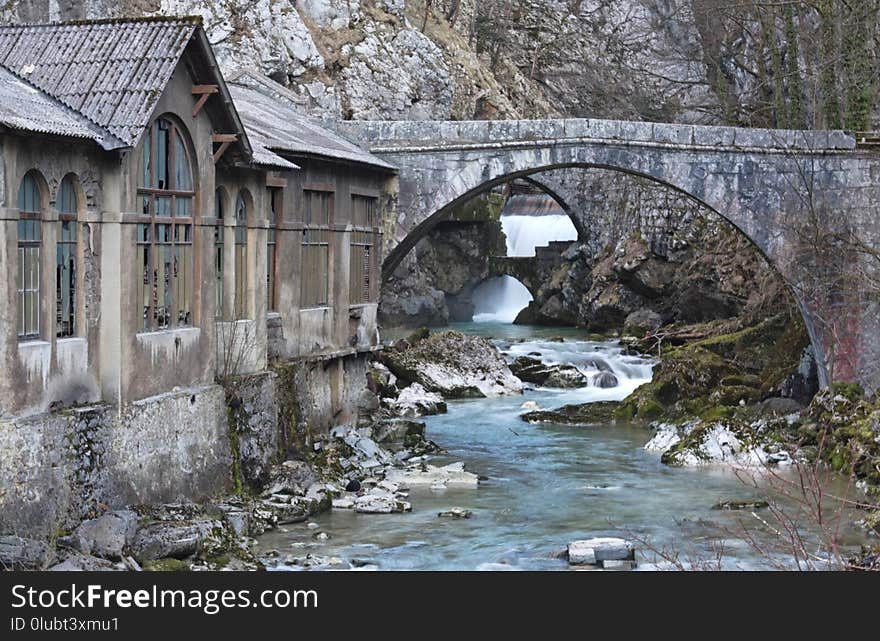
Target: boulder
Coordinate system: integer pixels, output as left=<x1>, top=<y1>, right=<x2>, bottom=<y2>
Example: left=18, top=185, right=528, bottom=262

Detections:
left=438, top=508, right=472, bottom=519
left=373, top=419, right=426, bottom=444
left=510, top=356, right=589, bottom=388
left=591, top=372, right=619, bottom=388
left=381, top=330, right=522, bottom=398
left=354, top=489, right=411, bottom=514
left=387, top=383, right=448, bottom=417
left=0, top=535, right=56, bottom=570
left=71, top=510, right=139, bottom=560
left=568, top=538, right=634, bottom=567
left=130, top=520, right=227, bottom=563
left=263, top=460, right=317, bottom=497
left=623, top=309, right=663, bottom=336
left=521, top=401, right=620, bottom=425
left=385, top=462, right=479, bottom=488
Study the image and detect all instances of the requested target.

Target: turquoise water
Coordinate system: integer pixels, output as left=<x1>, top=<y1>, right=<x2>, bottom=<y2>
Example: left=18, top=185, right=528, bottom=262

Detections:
left=258, top=324, right=866, bottom=570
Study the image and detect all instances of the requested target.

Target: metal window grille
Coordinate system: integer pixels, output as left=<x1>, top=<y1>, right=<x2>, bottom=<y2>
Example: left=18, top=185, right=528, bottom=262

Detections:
left=215, top=188, right=225, bottom=319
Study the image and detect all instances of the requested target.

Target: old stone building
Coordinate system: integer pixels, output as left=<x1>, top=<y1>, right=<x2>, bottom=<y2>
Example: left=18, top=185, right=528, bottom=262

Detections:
left=0, top=16, right=395, bottom=536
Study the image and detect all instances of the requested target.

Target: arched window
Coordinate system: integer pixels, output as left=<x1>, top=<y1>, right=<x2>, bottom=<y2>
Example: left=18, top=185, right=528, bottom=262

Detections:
left=17, top=171, right=43, bottom=340
left=214, top=188, right=225, bottom=319
left=267, top=188, right=281, bottom=312
left=137, top=117, right=194, bottom=330
left=56, top=175, right=78, bottom=337
left=234, top=191, right=248, bottom=319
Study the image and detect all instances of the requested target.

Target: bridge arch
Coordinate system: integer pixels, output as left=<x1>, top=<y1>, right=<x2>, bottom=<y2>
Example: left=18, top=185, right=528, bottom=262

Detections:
left=343, top=118, right=878, bottom=388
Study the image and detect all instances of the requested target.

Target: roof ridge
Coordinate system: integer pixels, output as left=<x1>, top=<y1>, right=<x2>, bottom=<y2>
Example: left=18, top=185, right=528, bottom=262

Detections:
left=0, top=65, right=125, bottom=149
left=0, top=15, right=203, bottom=30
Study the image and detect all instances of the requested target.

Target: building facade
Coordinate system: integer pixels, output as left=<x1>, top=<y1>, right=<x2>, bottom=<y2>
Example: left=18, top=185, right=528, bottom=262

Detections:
left=0, top=17, right=395, bottom=536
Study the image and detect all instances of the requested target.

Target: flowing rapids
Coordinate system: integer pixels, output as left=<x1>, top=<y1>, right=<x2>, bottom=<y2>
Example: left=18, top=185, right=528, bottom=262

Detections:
left=257, top=323, right=865, bottom=570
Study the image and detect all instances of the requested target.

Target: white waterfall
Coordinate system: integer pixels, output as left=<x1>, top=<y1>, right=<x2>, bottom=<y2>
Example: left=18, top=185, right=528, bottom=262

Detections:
left=472, top=213, right=579, bottom=323
left=501, top=214, right=578, bottom=257
left=472, top=276, right=533, bottom=323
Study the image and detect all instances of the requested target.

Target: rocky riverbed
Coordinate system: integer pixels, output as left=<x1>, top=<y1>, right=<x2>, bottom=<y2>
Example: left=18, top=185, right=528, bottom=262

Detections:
left=4, top=325, right=877, bottom=572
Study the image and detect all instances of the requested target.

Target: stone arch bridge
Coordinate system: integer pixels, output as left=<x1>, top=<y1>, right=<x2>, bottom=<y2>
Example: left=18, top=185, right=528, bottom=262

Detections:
left=337, top=118, right=880, bottom=390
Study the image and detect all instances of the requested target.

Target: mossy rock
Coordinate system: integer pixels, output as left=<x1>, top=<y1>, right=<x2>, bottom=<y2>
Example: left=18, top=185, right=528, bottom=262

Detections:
left=142, top=558, right=190, bottom=572
left=521, top=401, right=620, bottom=425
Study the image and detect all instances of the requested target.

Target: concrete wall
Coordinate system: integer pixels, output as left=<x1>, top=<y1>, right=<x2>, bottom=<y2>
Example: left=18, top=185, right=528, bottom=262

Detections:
left=0, top=349, right=376, bottom=539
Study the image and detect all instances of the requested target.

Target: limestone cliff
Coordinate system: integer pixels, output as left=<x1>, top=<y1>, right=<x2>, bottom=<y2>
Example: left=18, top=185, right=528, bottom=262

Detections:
left=7, top=1, right=876, bottom=126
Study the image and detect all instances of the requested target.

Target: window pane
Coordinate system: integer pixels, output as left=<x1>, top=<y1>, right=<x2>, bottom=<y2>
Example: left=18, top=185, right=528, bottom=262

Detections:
left=174, top=129, right=192, bottom=191
left=59, top=176, right=77, bottom=214
left=142, top=130, right=152, bottom=187
left=157, top=119, right=169, bottom=190
left=56, top=220, right=77, bottom=337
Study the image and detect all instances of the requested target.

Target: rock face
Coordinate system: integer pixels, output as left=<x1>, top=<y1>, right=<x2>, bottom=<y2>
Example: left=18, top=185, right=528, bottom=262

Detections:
left=380, top=201, right=506, bottom=328
left=523, top=215, right=778, bottom=333
left=380, top=331, right=522, bottom=398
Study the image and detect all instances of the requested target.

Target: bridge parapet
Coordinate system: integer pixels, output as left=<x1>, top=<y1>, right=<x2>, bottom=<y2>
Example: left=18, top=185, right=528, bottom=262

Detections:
left=337, top=118, right=856, bottom=153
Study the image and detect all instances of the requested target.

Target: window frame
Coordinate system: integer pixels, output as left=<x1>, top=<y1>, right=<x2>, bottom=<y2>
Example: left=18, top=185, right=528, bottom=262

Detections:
left=135, top=116, right=196, bottom=332
left=266, top=187, right=282, bottom=313
left=300, top=188, right=333, bottom=309
left=233, top=190, right=250, bottom=319
left=349, top=194, right=377, bottom=306
left=17, top=170, right=44, bottom=341
left=56, top=174, right=79, bottom=338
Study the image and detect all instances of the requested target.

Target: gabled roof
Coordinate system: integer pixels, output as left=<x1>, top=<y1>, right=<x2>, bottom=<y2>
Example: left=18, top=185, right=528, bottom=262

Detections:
left=0, top=66, right=125, bottom=149
left=227, top=70, right=395, bottom=172
left=0, top=16, right=251, bottom=159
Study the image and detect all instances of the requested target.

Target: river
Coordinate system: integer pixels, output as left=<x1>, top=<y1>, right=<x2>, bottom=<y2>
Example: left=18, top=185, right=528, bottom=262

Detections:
left=256, top=322, right=866, bottom=570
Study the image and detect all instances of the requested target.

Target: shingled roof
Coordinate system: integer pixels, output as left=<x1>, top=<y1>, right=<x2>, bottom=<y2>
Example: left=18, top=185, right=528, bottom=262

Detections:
left=227, top=70, right=395, bottom=171
left=0, top=65, right=125, bottom=149
left=0, top=16, right=217, bottom=148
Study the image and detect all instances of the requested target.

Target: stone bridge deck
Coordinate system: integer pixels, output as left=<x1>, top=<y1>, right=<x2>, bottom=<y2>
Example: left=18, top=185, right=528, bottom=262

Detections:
left=337, top=118, right=857, bottom=154
left=334, top=116, right=880, bottom=390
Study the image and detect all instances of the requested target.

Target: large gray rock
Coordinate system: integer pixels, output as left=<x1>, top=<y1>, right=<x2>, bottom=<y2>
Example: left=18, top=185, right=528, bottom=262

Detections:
left=262, top=460, right=317, bottom=497
left=386, top=383, right=448, bottom=417
left=50, top=552, right=119, bottom=571
left=130, top=520, right=227, bottom=563
left=72, top=510, right=139, bottom=560
left=381, top=331, right=522, bottom=398
left=624, top=309, right=663, bottom=336
left=0, top=535, right=56, bottom=570
left=510, top=356, right=589, bottom=388
left=568, top=538, right=635, bottom=567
